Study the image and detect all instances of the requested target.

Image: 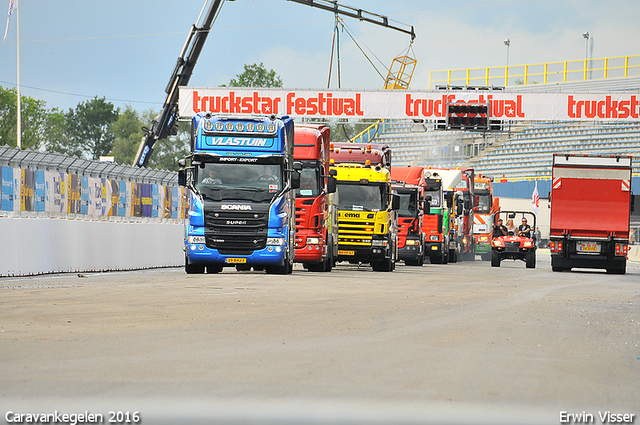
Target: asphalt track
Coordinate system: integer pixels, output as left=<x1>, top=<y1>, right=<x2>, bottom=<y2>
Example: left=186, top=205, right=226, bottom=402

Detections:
left=1, top=251, right=638, bottom=424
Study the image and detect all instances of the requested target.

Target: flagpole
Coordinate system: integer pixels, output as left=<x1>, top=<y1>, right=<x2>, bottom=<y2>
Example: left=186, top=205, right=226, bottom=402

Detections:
left=15, top=0, right=21, bottom=149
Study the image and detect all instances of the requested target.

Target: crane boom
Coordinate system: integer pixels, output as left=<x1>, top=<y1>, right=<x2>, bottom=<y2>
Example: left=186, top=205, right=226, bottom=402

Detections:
left=286, top=0, right=415, bottom=41
left=134, top=0, right=414, bottom=168
left=133, top=0, right=226, bottom=168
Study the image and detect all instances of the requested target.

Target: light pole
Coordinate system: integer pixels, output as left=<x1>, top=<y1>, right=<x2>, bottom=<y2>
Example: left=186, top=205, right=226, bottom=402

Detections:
left=504, top=39, right=510, bottom=86
left=582, top=32, right=589, bottom=80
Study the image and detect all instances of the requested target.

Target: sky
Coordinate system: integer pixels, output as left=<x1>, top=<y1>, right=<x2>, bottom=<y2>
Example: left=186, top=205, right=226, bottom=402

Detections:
left=0, top=0, right=639, bottom=113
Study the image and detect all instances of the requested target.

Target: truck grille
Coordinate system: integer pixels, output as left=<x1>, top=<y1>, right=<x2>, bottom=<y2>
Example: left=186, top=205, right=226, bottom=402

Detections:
left=338, top=220, right=374, bottom=245
left=203, top=202, right=269, bottom=252
left=505, top=242, right=520, bottom=252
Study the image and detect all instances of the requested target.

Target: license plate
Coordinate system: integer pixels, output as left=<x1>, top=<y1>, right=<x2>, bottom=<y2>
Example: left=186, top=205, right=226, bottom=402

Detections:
left=577, top=242, right=600, bottom=253
left=225, top=257, right=247, bottom=264
left=338, top=250, right=355, bottom=256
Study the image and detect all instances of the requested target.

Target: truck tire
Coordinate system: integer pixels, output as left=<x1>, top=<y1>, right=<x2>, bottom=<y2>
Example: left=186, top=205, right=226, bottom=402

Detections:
left=606, top=267, right=626, bottom=275
left=449, top=248, right=458, bottom=263
left=208, top=265, right=223, bottom=274
left=185, top=256, right=205, bottom=274
left=490, top=250, right=501, bottom=267
left=525, top=250, right=536, bottom=268
left=372, top=258, right=393, bottom=272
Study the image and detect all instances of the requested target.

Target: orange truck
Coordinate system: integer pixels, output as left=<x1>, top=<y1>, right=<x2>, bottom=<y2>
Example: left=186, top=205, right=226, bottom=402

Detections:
left=473, top=174, right=500, bottom=261
left=293, top=124, right=338, bottom=272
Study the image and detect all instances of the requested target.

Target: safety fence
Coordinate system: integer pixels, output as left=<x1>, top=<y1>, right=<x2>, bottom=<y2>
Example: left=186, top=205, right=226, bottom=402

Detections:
left=0, top=146, right=187, bottom=276
left=0, top=146, right=187, bottom=221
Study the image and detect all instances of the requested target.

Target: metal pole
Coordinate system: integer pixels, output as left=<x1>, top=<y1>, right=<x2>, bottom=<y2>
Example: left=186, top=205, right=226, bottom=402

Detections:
left=16, top=0, right=21, bottom=149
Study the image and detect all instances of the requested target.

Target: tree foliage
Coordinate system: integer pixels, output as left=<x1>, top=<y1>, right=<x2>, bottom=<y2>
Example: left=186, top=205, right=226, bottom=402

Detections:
left=225, top=62, right=283, bottom=88
left=65, top=97, right=119, bottom=160
left=0, top=86, right=48, bottom=150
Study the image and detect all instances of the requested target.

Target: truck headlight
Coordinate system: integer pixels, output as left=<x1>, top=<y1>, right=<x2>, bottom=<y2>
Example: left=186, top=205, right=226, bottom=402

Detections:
left=267, top=237, right=285, bottom=246
left=188, top=236, right=206, bottom=244
left=306, top=237, right=321, bottom=245
left=478, top=236, right=489, bottom=242
left=430, top=235, right=439, bottom=241
left=523, top=241, right=534, bottom=248
left=405, top=239, right=418, bottom=245
left=371, top=239, right=387, bottom=247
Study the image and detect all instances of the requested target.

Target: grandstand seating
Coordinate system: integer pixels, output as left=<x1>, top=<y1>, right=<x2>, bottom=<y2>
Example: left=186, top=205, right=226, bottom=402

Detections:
left=372, top=120, right=640, bottom=178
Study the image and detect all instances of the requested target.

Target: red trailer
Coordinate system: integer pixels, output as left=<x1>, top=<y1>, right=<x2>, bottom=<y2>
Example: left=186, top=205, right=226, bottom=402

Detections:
left=293, top=124, right=337, bottom=272
left=549, top=154, right=634, bottom=274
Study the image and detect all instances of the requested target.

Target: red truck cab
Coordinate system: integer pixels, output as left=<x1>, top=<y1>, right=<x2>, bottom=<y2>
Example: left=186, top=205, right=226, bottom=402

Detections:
left=293, top=124, right=337, bottom=272
left=391, top=166, right=427, bottom=266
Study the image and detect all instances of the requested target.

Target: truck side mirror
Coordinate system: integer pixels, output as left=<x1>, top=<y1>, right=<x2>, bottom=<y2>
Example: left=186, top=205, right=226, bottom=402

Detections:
left=423, top=196, right=432, bottom=214
left=326, top=176, right=337, bottom=194
left=291, top=170, right=301, bottom=190
left=178, top=169, right=187, bottom=187
left=293, top=162, right=303, bottom=171
left=493, top=197, right=500, bottom=212
left=391, top=194, right=400, bottom=211
left=329, top=169, right=337, bottom=176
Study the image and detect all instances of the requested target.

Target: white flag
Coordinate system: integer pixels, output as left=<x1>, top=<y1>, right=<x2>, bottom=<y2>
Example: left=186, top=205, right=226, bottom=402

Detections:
left=3, top=0, right=14, bottom=41
left=531, top=180, right=539, bottom=217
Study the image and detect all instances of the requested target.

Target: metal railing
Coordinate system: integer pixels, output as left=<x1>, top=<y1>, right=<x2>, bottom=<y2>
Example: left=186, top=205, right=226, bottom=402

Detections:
left=429, top=54, right=640, bottom=88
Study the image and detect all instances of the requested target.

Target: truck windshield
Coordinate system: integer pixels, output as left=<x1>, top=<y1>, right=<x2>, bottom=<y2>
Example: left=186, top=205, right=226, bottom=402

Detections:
left=195, top=162, right=283, bottom=203
left=295, top=167, right=321, bottom=198
left=337, top=183, right=385, bottom=212
left=397, top=191, right=418, bottom=217
left=476, top=192, right=491, bottom=213
left=425, top=189, right=441, bottom=208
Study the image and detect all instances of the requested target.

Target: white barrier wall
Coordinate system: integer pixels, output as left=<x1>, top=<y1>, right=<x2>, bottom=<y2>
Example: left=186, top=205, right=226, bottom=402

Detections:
left=0, top=218, right=185, bottom=276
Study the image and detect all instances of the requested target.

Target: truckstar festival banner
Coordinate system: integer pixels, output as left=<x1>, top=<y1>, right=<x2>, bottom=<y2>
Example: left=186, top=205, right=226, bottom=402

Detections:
left=179, top=88, right=640, bottom=122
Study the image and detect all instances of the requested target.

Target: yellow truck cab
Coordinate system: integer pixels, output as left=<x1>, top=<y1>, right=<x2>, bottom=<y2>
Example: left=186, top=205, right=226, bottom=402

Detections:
left=331, top=161, right=399, bottom=272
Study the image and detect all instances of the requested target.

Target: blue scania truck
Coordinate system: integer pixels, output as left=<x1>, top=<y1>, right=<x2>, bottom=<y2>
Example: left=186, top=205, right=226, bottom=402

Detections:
left=178, top=113, right=300, bottom=274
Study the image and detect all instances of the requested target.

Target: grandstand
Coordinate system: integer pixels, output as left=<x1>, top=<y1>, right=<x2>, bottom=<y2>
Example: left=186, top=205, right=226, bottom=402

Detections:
left=373, top=117, right=640, bottom=178
left=366, top=56, right=640, bottom=179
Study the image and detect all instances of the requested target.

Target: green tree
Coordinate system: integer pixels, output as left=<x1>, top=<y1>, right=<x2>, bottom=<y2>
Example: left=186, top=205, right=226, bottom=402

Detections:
left=110, top=105, right=145, bottom=165
left=0, top=85, right=49, bottom=150
left=65, top=97, right=119, bottom=160
left=43, top=108, right=70, bottom=154
left=225, top=62, right=283, bottom=88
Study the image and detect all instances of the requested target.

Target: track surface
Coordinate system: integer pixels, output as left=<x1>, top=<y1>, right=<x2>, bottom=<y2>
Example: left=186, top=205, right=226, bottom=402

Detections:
left=1, top=251, right=638, bottom=424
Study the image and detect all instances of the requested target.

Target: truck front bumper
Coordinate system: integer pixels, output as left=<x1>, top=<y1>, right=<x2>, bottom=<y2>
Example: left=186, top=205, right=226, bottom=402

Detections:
left=336, top=244, right=388, bottom=263
left=185, top=243, right=287, bottom=267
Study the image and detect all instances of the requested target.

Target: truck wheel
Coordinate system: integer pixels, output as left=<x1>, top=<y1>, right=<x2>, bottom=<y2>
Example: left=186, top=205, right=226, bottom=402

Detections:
left=208, top=265, right=223, bottom=274
left=430, top=254, right=442, bottom=264
left=185, top=256, right=205, bottom=274
left=606, top=267, right=626, bottom=275
left=551, top=258, right=566, bottom=272
left=307, top=262, right=325, bottom=272
left=525, top=251, right=536, bottom=268
left=490, top=250, right=501, bottom=267
left=449, top=249, right=458, bottom=263
left=372, top=258, right=393, bottom=272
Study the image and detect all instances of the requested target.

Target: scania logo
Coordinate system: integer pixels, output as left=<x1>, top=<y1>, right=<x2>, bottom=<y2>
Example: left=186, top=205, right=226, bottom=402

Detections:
left=221, top=204, right=252, bottom=211
left=226, top=220, right=247, bottom=225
